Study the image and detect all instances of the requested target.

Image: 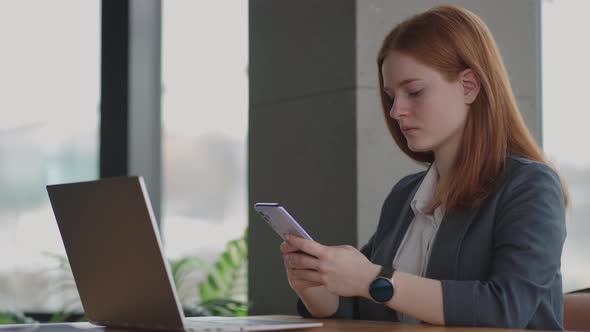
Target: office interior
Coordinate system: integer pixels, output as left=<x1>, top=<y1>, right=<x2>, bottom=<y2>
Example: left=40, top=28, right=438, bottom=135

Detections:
left=0, top=0, right=588, bottom=327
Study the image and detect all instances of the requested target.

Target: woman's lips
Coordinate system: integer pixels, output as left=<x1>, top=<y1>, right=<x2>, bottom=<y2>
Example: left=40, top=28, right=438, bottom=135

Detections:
left=401, top=127, right=419, bottom=134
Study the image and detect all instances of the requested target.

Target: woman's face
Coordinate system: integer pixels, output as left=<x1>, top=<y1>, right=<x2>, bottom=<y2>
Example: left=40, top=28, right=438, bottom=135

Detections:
left=381, top=51, right=470, bottom=155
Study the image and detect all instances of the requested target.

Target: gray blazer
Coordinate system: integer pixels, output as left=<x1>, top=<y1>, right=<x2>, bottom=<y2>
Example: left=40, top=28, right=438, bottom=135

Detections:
left=298, top=155, right=566, bottom=330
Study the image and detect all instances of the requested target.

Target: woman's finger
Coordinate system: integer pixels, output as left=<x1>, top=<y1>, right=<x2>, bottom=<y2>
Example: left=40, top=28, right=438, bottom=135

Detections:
left=280, top=241, right=299, bottom=254
left=285, top=253, right=321, bottom=270
left=291, top=269, right=322, bottom=283
left=286, top=235, right=326, bottom=258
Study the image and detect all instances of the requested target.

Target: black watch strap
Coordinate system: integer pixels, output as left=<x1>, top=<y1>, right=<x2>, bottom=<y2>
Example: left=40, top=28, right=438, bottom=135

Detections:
left=378, top=265, right=395, bottom=279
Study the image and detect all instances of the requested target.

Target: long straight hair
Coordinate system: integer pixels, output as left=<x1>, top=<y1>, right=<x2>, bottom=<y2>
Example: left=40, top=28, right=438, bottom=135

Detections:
left=377, top=5, right=569, bottom=212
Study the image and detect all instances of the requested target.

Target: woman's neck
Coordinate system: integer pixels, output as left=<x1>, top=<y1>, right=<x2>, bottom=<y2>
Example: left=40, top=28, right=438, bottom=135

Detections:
left=433, top=134, right=462, bottom=183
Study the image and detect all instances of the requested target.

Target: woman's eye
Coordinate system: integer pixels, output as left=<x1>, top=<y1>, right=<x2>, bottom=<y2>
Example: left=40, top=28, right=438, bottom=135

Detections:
left=408, top=89, right=422, bottom=97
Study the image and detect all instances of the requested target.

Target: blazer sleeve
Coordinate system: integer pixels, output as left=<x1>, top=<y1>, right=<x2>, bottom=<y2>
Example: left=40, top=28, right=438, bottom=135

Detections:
left=297, top=232, right=376, bottom=319
left=441, top=163, right=566, bottom=328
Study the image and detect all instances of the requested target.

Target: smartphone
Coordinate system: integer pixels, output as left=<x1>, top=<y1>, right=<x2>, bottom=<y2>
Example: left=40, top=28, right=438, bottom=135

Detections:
left=254, top=203, right=313, bottom=241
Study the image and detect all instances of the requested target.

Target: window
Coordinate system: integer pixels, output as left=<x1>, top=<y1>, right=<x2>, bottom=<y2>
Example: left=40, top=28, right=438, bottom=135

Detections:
left=0, top=0, right=100, bottom=312
left=161, top=1, right=249, bottom=304
left=542, top=0, right=590, bottom=292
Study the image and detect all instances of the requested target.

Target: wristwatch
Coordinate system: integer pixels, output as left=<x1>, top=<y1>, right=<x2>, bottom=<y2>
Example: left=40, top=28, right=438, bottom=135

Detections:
left=368, top=265, right=395, bottom=304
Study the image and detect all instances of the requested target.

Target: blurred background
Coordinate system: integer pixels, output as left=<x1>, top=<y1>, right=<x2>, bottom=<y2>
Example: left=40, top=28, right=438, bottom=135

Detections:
left=0, top=0, right=248, bottom=316
left=0, top=0, right=588, bottom=320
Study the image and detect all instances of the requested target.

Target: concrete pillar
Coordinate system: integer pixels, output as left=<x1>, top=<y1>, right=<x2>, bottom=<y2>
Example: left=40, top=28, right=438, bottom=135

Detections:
left=129, top=0, right=162, bottom=221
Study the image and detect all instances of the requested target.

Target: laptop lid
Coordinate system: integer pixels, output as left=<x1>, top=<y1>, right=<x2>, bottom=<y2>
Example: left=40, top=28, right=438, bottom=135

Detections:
left=47, top=176, right=185, bottom=331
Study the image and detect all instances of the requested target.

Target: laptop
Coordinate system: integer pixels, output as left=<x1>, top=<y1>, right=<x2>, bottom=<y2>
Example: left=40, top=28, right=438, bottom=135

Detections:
left=46, top=176, right=322, bottom=332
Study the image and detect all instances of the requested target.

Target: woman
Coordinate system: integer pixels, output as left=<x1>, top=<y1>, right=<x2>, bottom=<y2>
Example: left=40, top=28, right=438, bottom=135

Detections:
left=280, top=5, right=568, bottom=330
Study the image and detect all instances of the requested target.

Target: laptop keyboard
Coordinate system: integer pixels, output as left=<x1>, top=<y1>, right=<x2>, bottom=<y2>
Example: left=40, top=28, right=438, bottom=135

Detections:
left=184, top=318, right=307, bottom=332
left=184, top=321, right=240, bottom=332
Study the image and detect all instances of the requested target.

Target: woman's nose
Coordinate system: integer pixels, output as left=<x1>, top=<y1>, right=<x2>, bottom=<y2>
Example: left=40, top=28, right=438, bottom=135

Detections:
left=390, top=101, right=408, bottom=120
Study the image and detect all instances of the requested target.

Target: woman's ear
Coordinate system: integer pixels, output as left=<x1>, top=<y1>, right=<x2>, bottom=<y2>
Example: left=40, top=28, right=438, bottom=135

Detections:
left=461, top=68, right=481, bottom=105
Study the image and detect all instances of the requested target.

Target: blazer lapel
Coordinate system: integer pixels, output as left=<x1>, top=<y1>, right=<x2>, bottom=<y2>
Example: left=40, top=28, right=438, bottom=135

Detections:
left=425, top=208, right=479, bottom=280
left=372, top=172, right=425, bottom=266
left=383, top=194, right=415, bottom=265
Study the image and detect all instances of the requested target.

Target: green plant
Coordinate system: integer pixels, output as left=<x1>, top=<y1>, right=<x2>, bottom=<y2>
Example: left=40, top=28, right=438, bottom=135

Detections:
left=0, top=312, right=36, bottom=324
left=47, top=311, right=86, bottom=323
left=171, top=228, right=249, bottom=316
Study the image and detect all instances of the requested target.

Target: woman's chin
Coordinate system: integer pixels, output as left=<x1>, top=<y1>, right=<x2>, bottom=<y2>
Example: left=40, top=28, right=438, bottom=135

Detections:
left=407, top=142, right=433, bottom=153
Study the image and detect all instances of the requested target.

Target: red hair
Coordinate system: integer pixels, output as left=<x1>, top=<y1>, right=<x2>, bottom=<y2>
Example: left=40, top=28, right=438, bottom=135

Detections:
left=377, top=5, right=569, bottom=212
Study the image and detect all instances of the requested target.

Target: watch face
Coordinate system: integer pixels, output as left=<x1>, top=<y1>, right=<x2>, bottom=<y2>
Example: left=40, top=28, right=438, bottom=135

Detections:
left=369, top=277, right=394, bottom=303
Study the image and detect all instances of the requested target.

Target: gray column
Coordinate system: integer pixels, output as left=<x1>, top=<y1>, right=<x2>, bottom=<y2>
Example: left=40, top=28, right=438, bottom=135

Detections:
left=129, top=0, right=162, bottom=221
left=249, top=0, right=540, bottom=315
left=248, top=0, right=357, bottom=315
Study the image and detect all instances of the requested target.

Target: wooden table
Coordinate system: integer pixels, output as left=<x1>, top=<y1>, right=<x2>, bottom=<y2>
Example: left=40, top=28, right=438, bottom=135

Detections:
left=0, top=315, right=555, bottom=332
left=265, top=316, right=546, bottom=332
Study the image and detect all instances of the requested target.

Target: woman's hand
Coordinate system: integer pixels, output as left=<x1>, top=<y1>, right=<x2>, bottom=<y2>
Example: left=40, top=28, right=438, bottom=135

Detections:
left=280, top=240, right=323, bottom=294
left=282, top=235, right=380, bottom=298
